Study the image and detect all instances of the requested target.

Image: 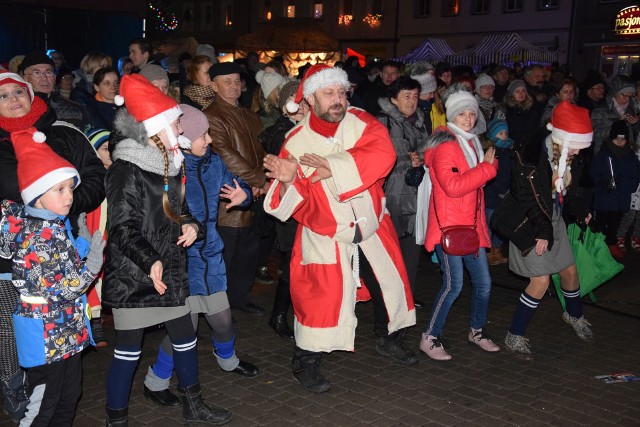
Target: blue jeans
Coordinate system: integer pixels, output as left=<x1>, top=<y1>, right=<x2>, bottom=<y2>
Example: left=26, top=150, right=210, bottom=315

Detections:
left=422, top=245, right=492, bottom=337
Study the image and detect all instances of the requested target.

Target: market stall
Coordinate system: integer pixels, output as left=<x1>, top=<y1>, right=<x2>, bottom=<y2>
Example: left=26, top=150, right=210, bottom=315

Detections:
left=392, top=38, right=455, bottom=64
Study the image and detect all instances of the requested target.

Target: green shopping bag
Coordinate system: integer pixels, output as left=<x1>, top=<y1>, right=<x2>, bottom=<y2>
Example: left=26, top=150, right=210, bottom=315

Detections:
left=551, top=223, right=624, bottom=310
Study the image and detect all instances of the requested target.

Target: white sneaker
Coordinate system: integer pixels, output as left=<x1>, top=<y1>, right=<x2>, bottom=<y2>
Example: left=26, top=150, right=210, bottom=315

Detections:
left=468, top=328, right=500, bottom=352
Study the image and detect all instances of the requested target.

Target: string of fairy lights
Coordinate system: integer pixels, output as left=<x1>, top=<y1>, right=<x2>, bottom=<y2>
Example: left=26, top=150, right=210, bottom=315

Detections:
left=148, top=1, right=178, bottom=32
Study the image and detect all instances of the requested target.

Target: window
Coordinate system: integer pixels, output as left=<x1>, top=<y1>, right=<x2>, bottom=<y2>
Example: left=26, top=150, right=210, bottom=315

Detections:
left=263, top=0, right=272, bottom=21
left=181, top=2, right=194, bottom=31
left=314, top=1, right=323, bottom=18
left=503, top=0, right=524, bottom=12
left=442, top=0, right=459, bottom=16
left=224, top=2, right=233, bottom=26
left=370, top=0, right=384, bottom=15
left=415, top=0, right=430, bottom=17
left=287, top=0, right=295, bottom=18
left=537, top=0, right=558, bottom=10
left=472, top=0, right=490, bottom=14
left=201, top=2, right=213, bottom=30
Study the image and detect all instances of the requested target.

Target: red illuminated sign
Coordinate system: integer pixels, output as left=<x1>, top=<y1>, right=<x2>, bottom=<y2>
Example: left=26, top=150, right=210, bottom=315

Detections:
left=615, top=5, right=640, bottom=36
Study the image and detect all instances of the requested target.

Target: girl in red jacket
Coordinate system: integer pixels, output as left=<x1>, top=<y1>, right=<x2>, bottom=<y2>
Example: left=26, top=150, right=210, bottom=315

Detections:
left=419, top=90, right=501, bottom=361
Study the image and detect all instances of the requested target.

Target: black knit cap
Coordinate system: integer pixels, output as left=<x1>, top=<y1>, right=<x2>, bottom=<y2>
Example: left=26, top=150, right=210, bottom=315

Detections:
left=580, top=71, right=605, bottom=91
left=18, top=51, right=55, bottom=73
left=609, top=120, right=628, bottom=141
left=208, top=62, right=243, bottom=79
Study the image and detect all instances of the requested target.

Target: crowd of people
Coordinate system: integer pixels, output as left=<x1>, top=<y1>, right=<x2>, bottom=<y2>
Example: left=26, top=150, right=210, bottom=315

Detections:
left=0, top=38, right=639, bottom=425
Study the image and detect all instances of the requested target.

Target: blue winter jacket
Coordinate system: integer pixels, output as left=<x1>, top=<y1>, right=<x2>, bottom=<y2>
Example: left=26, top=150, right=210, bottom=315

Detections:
left=590, top=144, right=640, bottom=212
left=183, top=147, right=252, bottom=295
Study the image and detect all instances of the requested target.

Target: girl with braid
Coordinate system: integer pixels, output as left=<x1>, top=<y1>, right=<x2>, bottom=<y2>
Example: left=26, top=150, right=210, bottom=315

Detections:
left=502, top=101, right=596, bottom=361
left=102, top=74, right=232, bottom=426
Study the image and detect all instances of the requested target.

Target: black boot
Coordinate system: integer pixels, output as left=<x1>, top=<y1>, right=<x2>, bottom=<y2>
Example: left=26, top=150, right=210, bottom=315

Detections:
left=91, top=317, right=108, bottom=348
left=291, top=352, right=331, bottom=393
left=178, top=382, right=232, bottom=425
left=268, top=313, right=294, bottom=339
left=105, top=406, right=128, bottom=427
left=2, top=369, right=29, bottom=423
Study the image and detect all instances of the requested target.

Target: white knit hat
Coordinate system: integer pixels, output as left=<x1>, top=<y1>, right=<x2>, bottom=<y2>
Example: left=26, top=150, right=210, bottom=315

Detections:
left=474, top=73, right=495, bottom=91
left=411, top=72, right=437, bottom=95
left=256, top=70, right=286, bottom=99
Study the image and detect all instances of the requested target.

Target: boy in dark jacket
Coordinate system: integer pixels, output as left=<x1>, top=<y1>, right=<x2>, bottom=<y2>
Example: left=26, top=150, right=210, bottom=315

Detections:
left=0, top=128, right=104, bottom=425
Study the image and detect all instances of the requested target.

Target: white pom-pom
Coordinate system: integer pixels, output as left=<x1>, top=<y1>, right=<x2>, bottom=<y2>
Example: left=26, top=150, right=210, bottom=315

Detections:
left=32, top=131, right=46, bottom=143
left=286, top=100, right=299, bottom=114
left=114, top=95, right=124, bottom=106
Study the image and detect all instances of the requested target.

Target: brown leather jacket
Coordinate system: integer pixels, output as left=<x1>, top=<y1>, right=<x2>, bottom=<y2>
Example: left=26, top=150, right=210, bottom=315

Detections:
left=204, top=96, right=267, bottom=227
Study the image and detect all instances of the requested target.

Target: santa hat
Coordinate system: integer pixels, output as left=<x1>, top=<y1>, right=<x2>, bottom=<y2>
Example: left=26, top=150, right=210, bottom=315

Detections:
left=546, top=101, right=592, bottom=195
left=114, top=74, right=185, bottom=167
left=11, top=127, right=80, bottom=206
left=0, top=72, right=34, bottom=101
left=286, top=63, right=349, bottom=113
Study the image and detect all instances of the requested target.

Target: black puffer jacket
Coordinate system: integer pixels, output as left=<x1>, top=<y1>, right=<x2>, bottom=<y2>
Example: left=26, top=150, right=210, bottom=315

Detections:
left=102, top=109, right=203, bottom=308
left=377, top=97, right=429, bottom=238
left=0, top=104, right=106, bottom=274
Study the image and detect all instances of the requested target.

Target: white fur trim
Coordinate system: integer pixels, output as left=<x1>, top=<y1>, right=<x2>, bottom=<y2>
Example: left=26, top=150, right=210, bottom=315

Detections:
left=550, top=126, right=592, bottom=149
left=22, top=167, right=80, bottom=205
left=302, top=68, right=350, bottom=98
left=177, top=135, right=192, bottom=149
left=263, top=181, right=304, bottom=222
left=32, top=131, right=46, bottom=143
left=142, top=104, right=182, bottom=136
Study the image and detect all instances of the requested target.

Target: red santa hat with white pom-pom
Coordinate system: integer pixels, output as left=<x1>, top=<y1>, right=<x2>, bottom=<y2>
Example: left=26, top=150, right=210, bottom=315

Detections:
left=546, top=101, right=592, bottom=195
left=114, top=74, right=187, bottom=167
left=10, top=127, right=80, bottom=206
left=285, top=63, right=350, bottom=113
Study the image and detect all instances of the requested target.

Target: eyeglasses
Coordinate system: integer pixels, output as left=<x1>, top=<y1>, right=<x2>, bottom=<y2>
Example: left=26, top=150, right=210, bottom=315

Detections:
left=24, top=70, right=55, bottom=79
left=619, top=93, right=633, bottom=99
left=0, top=88, right=29, bottom=103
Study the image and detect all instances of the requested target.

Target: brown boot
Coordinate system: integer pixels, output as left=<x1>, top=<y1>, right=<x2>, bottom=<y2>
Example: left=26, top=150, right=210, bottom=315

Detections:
left=487, top=246, right=508, bottom=265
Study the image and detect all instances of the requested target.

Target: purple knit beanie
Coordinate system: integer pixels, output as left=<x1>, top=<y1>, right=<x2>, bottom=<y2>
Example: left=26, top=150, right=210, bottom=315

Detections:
left=179, top=104, right=209, bottom=143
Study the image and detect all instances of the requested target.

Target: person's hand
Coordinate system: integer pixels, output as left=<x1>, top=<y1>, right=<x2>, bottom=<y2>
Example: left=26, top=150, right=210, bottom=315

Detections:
left=251, top=186, right=263, bottom=198
left=535, top=238, right=549, bottom=256
left=222, top=179, right=248, bottom=210
left=77, top=212, right=91, bottom=241
left=264, top=154, right=298, bottom=185
left=625, top=114, right=639, bottom=125
left=409, top=151, right=423, bottom=167
left=177, top=223, right=198, bottom=247
left=483, top=147, right=496, bottom=165
left=149, top=261, right=167, bottom=295
left=584, top=213, right=592, bottom=225
left=299, top=153, right=332, bottom=183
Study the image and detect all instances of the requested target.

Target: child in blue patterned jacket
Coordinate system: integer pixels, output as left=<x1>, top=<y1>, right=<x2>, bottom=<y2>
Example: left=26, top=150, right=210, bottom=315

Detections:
left=0, top=127, right=104, bottom=425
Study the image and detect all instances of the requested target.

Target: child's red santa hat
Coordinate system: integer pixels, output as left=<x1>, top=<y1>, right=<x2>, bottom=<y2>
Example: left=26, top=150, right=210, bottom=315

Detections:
left=546, top=101, right=592, bottom=195
left=114, top=74, right=186, bottom=167
left=11, top=127, right=80, bottom=206
left=286, top=63, right=350, bottom=113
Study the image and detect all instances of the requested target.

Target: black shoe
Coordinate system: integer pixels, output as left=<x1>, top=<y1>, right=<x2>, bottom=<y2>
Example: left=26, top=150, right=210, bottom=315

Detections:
left=413, top=299, right=425, bottom=310
left=234, top=303, right=265, bottom=316
left=375, top=335, right=419, bottom=365
left=292, top=354, right=331, bottom=393
left=269, top=313, right=294, bottom=339
left=143, top=384, right=181, bottom=407
left=255, top=266, right=275, bottom=285
left=178, top=382, right=232, bottom=425
left=90, top=318, right=108, bottom=347
left=227, top=360, right=259, bottom=377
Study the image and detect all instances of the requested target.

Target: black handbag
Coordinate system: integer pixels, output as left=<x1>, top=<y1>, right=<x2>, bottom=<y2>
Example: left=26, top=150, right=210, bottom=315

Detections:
left=433, top=189, right=480, bottom=256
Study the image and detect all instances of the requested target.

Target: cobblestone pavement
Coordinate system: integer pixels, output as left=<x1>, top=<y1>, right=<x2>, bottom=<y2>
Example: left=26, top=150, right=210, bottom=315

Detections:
left=2, top=248, right=639, bottom=426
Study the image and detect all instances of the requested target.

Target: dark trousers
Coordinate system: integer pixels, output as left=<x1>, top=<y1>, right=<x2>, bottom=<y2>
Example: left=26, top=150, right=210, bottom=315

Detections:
left=595, top=211, right=624, bottom=245
left=218, top=226, right=260, bottom=308
left=397, top=235, right=422, bottom=293
left=22, top=352, right=82, bottom=427
left=272, top=250, right=292, bottom=315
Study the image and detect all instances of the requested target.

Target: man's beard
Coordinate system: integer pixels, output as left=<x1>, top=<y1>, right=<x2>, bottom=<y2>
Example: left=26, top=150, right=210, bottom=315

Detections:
left=316, top=103, right=346, bottom=123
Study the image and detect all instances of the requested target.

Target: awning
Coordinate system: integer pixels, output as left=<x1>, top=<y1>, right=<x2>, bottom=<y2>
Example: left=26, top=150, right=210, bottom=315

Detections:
left=447, top=33, right=557, bottom=67
left=392, top=38, right=455, bottom=64
left=235, top=18, right=340, bottom=53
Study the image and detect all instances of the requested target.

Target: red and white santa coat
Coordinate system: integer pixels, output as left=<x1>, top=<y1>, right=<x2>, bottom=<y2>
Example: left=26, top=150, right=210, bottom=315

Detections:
left=264, top=107, right=416, bottom=352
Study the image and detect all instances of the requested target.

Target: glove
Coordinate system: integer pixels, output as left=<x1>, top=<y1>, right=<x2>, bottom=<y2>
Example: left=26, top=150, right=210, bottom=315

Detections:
left=77, top=212, right=91, bottom=241
left=85, top=230, right=105, bottom=275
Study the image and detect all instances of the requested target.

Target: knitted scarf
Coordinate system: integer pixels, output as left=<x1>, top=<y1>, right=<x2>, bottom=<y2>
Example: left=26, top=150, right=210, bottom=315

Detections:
left=0, top=97, right=48, bottom=133
left=183, top=84, right=216, bottom=109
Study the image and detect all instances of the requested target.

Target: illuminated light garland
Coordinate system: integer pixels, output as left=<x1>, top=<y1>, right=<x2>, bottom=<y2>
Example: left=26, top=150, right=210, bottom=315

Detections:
left=338, top=14, right=353, bottom=25
left=148, top=1, right=178, bottom=32
left=362, top=13, right=382, bottom=28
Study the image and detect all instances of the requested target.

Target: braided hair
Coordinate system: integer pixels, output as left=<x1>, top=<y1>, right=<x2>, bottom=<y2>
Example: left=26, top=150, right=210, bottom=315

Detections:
left=150, top=134, right=186, bottom=224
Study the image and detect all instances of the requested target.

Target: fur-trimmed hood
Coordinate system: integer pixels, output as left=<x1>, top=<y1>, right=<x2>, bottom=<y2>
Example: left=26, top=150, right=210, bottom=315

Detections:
left=377, top=97, right=425, bottom=129
left=111, top=107, right=149, bottom=148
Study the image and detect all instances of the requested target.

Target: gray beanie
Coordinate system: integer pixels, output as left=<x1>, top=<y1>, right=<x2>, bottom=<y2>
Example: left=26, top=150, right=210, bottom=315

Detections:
left=139, top=64, right=168, bottom=83
left=256, top=70, right=286, bottom=99
left=445, top=90, right=479, bottom=122
left=411, top=72, right=437, bottom=95
left=475, top=73, right=495, bottom=92
left=196, top=44, right=217, bottom=63
left=278, top=80, right=300, bottom=111
left=507, top=79, right=526, bottom=94
left=609, top=75, right=636, bottom=96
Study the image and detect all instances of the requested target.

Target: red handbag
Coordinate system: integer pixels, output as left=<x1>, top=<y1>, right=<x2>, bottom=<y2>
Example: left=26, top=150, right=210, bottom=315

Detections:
left=433, top=189, right=481, bottom=256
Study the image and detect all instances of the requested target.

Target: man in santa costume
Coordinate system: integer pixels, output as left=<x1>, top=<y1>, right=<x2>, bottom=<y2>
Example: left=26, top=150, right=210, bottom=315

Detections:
left=263, top=64, right=417, bottom=393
